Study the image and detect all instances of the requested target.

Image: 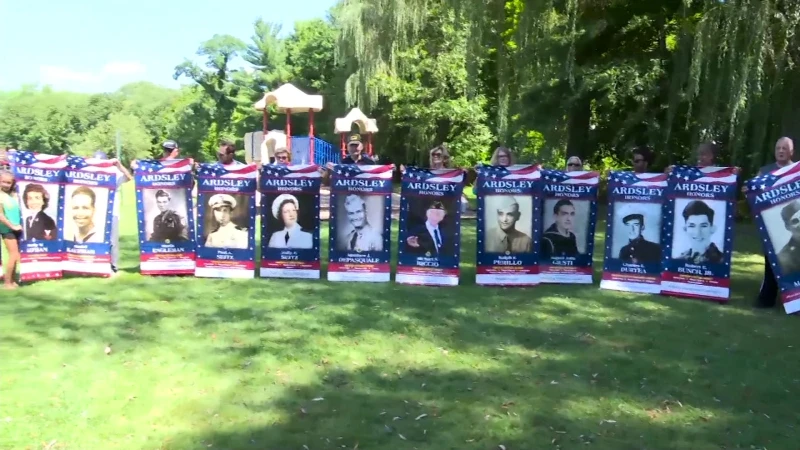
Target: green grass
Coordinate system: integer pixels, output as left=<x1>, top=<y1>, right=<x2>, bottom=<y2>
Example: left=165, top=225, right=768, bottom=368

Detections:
left=1, top=185, right=798, bottom=450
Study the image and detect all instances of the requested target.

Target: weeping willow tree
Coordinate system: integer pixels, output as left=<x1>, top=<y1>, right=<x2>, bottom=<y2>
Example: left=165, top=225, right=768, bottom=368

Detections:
left=335, top=0, right=800, bottom=170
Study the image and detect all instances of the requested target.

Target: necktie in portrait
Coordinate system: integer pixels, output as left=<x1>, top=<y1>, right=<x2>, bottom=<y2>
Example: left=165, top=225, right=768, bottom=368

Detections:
left=285, top=231, right=290, bottom=245
left=350, top=231, right=358, bottom=250
left=434, top=229, right=441, bottom=252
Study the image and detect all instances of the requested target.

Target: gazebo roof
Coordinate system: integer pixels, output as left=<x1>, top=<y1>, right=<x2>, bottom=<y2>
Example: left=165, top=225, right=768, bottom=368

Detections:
left=334, top=107, right=379, bottom=134
left=254, top=83, right=323, bottom=113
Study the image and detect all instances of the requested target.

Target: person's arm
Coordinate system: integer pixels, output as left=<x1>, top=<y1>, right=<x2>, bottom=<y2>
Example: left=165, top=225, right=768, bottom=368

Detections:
left=113, top=159, right=133, bottom=183
left=0, top=205, right=20, bottom=231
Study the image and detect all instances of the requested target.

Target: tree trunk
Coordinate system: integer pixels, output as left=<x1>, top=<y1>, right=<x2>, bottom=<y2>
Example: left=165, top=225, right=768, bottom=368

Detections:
left=566, top=94, right=591, bottom=160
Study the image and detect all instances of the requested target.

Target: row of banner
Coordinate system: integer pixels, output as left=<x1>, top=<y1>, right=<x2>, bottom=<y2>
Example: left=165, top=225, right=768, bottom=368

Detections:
left=9, top=151, right=800, bottom=314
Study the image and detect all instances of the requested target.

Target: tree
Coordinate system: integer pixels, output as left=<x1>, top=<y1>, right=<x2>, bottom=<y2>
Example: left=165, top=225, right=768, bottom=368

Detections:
left=72, top=113, right=152, bottom=162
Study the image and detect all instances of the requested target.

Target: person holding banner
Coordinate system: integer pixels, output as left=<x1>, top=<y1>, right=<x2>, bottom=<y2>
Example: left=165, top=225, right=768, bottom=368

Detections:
left=632, top=146, right=654, bottom=173
left=757, top=136, right=796, bottom=308
left=267, top=194, right=313, bottom=249
left=21, top=183, right=56, bottom=241
left=541, top=199, right=580, bottom=257
left=218, top=139, right=245, bottom=166
left=92, top=151, right=132, bottom=274
left=274, top=147, right=290, bottom=165
left=205, top=194, right=249, bottom=249
left=484, top=196, right=532, bottom=253
left=341, top=134, right=375, bottom=165
left=566, top=156, right=584, bottom=171
left=0, top=170, right=22, bottom=289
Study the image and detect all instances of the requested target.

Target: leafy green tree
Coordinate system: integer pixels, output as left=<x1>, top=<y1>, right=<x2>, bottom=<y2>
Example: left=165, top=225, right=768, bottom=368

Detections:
left=72, top=113, right=152, bottom=162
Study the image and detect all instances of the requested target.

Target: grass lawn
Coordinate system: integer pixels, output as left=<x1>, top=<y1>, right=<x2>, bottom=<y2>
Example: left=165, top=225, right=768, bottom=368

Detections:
left=1, top=185, right=798, bottom=450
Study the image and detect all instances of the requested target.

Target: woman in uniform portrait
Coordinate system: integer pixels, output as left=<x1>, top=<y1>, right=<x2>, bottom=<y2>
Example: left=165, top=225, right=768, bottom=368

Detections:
left=267, top=194, right=313, bottom=249
left=22, top=183, right=56, bottom=240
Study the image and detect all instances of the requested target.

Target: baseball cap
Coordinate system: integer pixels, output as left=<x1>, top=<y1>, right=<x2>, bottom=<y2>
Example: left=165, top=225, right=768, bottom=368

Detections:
left=162, top=140, right=179, bottom=150
left=93, top=150, right=109, bottom=159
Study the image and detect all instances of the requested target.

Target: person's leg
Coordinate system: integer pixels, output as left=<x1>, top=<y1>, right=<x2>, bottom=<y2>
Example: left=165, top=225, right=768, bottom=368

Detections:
left=110, top=217, right=120, bottom=273
left=756, top=255, right=778, bottom=307
left=3, top=234, right=19, bottom=288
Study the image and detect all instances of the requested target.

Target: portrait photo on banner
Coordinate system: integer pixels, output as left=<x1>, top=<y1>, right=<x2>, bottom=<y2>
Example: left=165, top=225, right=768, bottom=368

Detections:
left=142, top=188, right=191, bottom=243
left=335, top=193, right=385, bottom=252
left=483, top=194, right=533, bottom=254
left=670, top=198, right=726, bottom=263
left=541, top=198, right=591, bottom=255
left=63, top=185, right=108, bottom=244
left=610, top=201, right=662, bottom=263
left=263, top=192, right=316, bottom=250
left=17, top=181, right=59, bottom=242
left=403, top=196, right=458, bottom=256
left=761, top=199, right=800, bottom=276
left=200, top=192, right=250, bottom=249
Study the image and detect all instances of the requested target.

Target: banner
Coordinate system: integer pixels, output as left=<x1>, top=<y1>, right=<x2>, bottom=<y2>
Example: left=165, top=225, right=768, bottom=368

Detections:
left=475, top=164, right=542, bottom=286
left=661, top=165, right=737, bottom=301
left=259, top=164, right=322, bottom=279
left=135, top=159, right=196, bottom=275
left=195, top=163, right=258, bottom=278
left=8, top=151, right=66, bottom=281
left=61, top=155, right=120, bottom=276
left=539, top=169, right=600, bottom=284
left=327, top=164, right=393, bottom=282
left=746, top=162, right=800, bottom=314
left=396, top=167, right=464, bottom=286
left=600, top=171, right=668, bottom=293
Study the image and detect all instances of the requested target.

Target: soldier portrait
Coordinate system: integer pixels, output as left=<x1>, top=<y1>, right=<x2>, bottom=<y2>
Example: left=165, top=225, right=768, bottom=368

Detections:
left=611, top=202, right=662, bottom=264
left=335, top=193, right=384, bottom=252
left=671, top=199, right=725, bottom=264
left=145, top=188, right=190, bottom=243
left=202, top=193, right=250, bottom=249
left=266, top=193, right=314, bottom=249
left=18, top=182, right=58, bottom=241
left=63, top=185, right=108, bottom=244
left=761, top=199, right=800, bottom=276
left=541, top=198, right=589, bottom=258
left=404, top=198, right=457, bottom=256
left=483, top=195, right=532, bottom=254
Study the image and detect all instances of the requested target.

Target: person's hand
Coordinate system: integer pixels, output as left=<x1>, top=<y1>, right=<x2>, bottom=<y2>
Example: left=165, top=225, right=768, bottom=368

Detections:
left=11, top=224, right=22, bottom=232
left=326, top=162, right=335, bottom=170
left=399, top=164, right=406, bottom=173
left=733, top=166, right=741, bottom=175
left=664, top=165, right=674, bottom=174
left=131, top=160, right=139, bottom=170
left=406, top=236, right=420, bottom=247
left=741, top=185, right=748, bottom=193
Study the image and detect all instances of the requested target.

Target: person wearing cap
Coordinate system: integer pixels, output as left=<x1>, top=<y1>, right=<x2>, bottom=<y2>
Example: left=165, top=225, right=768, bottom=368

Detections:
left=161, top=140, right=181, bottom=160
left=92, top=150, right=133, bottom=273
left=541, top=199, right=580, bottom=258
left=341, top=134, right=375, bottom=165
left=218, top=139, right=244, bottom=166
left=618, top=212, right=660, bottom=264
left=675, top=200, right=723, bottom=264
left=484, top=196, right=532, bottom=254
left=338, top=194, right=383, bottom=252
left=205, top=194, right=248, bottom=249
left=756, top=137, right=796, bottom=307
left=267, top=194, right=312, bottom=249
left=405, top=200, right=453, bottom=255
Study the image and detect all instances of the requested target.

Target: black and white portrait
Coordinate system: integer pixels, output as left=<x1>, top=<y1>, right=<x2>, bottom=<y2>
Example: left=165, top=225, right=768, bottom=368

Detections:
left=404, top=197, right=457, bottom=256
left=761, top=199, right=800, bottom=275
left=541, top=198, right=590, bottom=257
left=200, top=193, right=249, bottom=249
left=265, top=193, right=314, bottom=249
left=18, top=182, right=58, bottom=241
left=611, top=202, right=662, bottom=264
left=63, top=185, right=108, bottom=244
left=335, top=194, right=384, bottom=252
left=483, top=195, right=533, bottom=254
left=144, top=188, right=190, bottom=243
left=670, top=198, right=726, bottom=264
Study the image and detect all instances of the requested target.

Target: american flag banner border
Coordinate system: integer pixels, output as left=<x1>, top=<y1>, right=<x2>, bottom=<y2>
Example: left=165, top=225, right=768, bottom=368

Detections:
left=600, top=171, right=669, bottom=294
left=396, top=167, right=465, bottom=286
left=538, top=169, right=600, bottom=284
left=327, top=164, right=394, bottom=283
left=660, top=165, right=738, bottom=302
left=746, top=160, right=800, bottom=314
left=258, top=164, right=323, bottom=280
left=8, top=151, right=67, bottom=282
left=474, top=163, right=544, bottom=286
left=134, top=158, right=196, bottom=276
left=194, top=163, right=259, bottom=279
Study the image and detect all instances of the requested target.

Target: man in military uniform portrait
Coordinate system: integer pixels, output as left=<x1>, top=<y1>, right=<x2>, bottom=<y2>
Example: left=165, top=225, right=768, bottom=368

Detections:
left=204, top=194, right=249, bottom=249
left=405, top=200, right=454, bottom=256
left=675, top=200, right=723, bottom=264
left=484, top=196, right=532, bottom=253
left=149, top=189, right=189, bottom=243
left=776, top=200, right=800, bottom=275
left=338, top=194, right=383, bottom=252
left=617, top=212, right=661, bottom=264
left=541, top=199, right=580, bottom=258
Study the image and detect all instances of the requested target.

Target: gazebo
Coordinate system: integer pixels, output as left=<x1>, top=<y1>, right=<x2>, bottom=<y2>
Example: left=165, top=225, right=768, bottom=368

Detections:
left=334, top=108, right=378, bottom=157
left=254, top=83, right=324, bottom=162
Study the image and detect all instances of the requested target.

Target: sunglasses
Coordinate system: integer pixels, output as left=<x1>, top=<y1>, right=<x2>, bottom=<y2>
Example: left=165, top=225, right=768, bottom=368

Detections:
left=567, top=162, right=581, bottom=167
left=275, top=154, right=289, bottom=161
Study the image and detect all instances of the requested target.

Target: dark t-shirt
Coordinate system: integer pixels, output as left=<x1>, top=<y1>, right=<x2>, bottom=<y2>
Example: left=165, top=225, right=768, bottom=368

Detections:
left=341, top=155, right=375, bottom=165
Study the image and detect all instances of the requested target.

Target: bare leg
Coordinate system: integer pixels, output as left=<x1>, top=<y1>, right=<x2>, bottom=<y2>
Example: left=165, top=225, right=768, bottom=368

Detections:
left=3, top=235, right=19, bottom=288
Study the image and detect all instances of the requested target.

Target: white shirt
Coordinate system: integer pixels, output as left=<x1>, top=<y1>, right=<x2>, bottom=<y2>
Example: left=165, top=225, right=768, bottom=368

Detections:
left=268, top=223, right=313, bottom=249
left=425, top=221, right=442, bottom=253
left=113, top=170, right=129, bottom=218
